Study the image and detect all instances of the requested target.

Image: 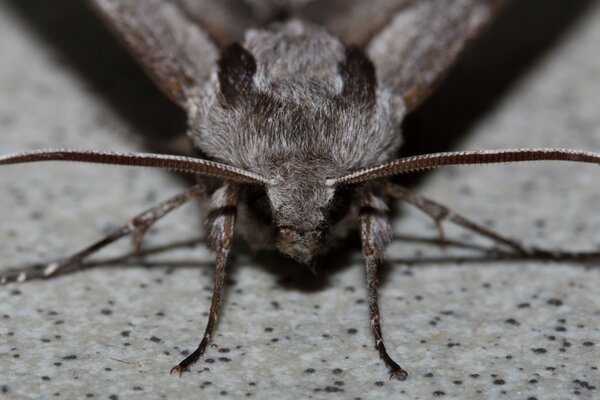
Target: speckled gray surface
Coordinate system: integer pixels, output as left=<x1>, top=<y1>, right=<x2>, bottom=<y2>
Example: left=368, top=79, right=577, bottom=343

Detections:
left=0, top=1, right=599, bottom=399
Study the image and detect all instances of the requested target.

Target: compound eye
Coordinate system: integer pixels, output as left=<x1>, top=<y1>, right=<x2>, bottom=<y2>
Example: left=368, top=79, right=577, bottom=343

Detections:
left=325, top=186, right=354, bottom=226
left=245, top=186, right=273, bottom=225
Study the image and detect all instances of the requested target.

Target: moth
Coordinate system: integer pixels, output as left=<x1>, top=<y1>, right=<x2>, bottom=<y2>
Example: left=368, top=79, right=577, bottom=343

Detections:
left=1, top=0, right=599, bottom=380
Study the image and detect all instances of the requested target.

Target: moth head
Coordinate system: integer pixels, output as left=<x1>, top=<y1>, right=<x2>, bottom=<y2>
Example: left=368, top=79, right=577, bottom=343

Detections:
left=265, top=165, right=356, bottom=263
left=242, top=173, right=355, bottom=264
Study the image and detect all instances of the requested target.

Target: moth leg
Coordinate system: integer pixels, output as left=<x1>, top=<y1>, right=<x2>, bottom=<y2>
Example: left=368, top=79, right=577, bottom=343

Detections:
left=128, top=184, right=207, bottom=255
left=386, top=183, right=540, bottom=256
left=0, top=184, right=205, bottom=284
left=359, top=189, right=408, bottom=380
left=171, top=183, right=237, bottom=375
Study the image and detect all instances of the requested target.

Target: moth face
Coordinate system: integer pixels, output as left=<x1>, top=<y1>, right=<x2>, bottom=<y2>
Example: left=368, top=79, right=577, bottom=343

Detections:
left=244, top=175, right=354, bottom=264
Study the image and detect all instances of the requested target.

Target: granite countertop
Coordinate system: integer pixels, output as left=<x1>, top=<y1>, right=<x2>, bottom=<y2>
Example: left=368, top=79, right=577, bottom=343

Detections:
left=0, top=1, right=598, bottom=399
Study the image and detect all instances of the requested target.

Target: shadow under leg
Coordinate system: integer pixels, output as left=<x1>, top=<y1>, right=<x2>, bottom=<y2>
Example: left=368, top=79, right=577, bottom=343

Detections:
left=385, top=183, right=554, bottom=257
left=1, top=184, right=205, bottom=284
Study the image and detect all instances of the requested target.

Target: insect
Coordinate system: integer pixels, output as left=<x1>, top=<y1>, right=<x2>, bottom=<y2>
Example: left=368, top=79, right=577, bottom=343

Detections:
left=1, top=0, right=599, bottom=380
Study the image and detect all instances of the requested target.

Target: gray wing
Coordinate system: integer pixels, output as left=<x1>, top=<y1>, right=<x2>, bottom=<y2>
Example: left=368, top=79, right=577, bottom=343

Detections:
left=367, top=0, right=508, bottom=111
left=299, top=0, right=508, bottom=112
left=89, top=0, right=222, bottom=108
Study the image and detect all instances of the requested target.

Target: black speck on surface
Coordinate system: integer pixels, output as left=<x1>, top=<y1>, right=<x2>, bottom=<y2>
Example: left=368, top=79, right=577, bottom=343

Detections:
left=531, top=348, right=547, bottom=354
left=493, top=379, right=506, bottom=385
left=62, top=354, right=77, bottom=360
left=433, top=390, right=446, bottom=397
left=149, top=336, right=161, bottom=343
left=573, top=379, right=596, bottom=390
left=546, top=298, right=563, bottom=306
left=304, top=368, right=315, bottom=374
left=332, top=368, right=343, bottom=375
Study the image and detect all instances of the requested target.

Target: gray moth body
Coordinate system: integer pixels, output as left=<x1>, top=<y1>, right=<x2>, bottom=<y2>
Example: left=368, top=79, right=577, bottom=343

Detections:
left=99, top=0, right=503, bottom=265
left=193, top=21, right=404, bottom=262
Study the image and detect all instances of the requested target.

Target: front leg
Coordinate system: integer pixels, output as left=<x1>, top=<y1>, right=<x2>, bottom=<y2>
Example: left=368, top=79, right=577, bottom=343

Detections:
left=358, top=187, right=408, bottom=380
left=171, top=183, right=238, bottom=374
